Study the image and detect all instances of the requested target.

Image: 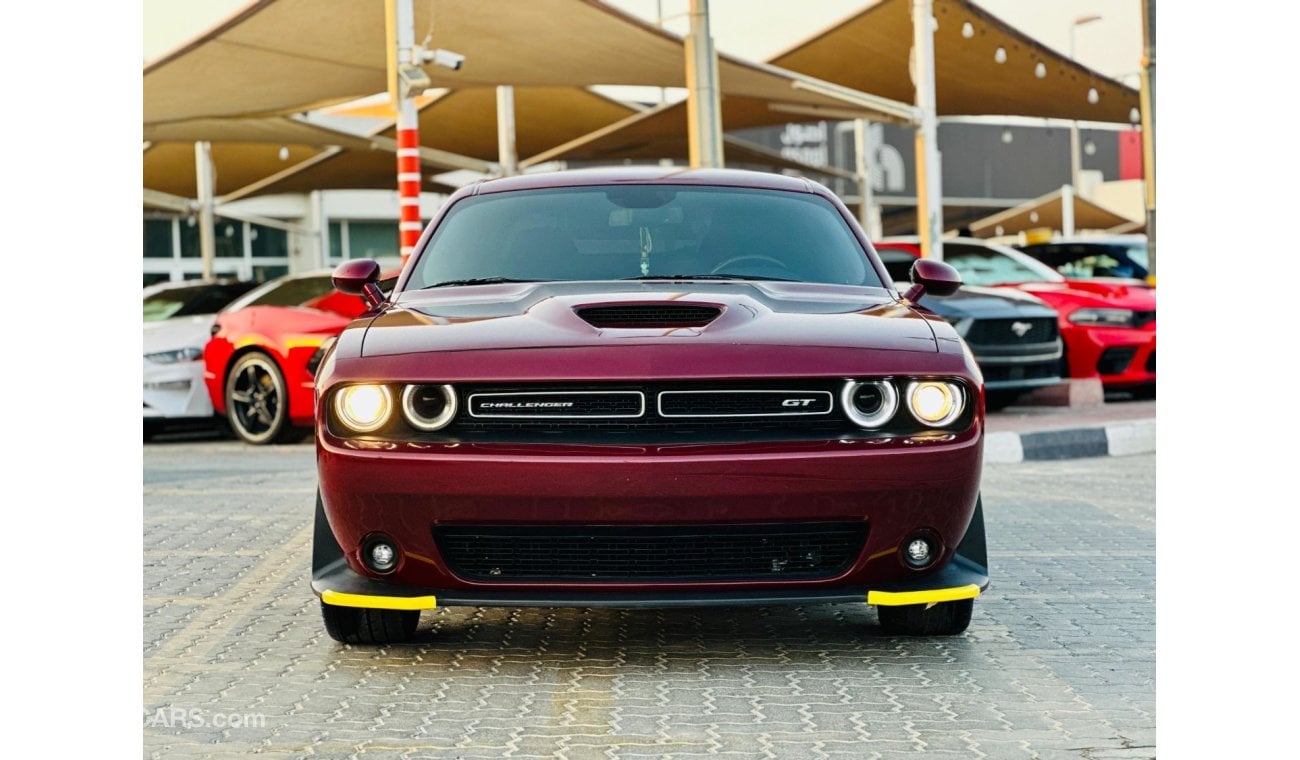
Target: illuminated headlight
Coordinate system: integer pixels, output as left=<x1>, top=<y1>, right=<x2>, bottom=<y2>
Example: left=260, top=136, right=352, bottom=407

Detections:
left=841, top=379, right=898, bottom=428
left=401, top=384, right=458, bottom=431
left=1069, top=308, right=1136, bottom=327
left=334, top=384, right=393, bottom=433
left=906, top=381, right=964, bottom=427
left=145, top=347, right=203, bottom=364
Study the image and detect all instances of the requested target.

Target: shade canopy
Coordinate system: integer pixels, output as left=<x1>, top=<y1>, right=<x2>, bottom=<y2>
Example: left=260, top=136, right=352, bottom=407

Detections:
left=770, top=0, right=1139, bottom=123
left=144, top=0, right=915, bottom=126
left=967, top=187, right=1137, bottom=238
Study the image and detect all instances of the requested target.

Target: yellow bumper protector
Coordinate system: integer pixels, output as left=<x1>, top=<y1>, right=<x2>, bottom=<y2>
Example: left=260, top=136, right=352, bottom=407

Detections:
left=867, top=584, right=981, bottom=606
left=320, top=589, right=437, bottom=611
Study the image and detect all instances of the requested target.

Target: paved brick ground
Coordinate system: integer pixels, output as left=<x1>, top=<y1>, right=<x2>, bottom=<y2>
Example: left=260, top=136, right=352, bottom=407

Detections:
left=144, top=441, right=1154, bottom=758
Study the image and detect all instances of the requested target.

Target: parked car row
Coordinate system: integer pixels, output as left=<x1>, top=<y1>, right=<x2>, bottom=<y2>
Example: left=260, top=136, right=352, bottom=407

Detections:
left=143, top=235, right=1153, bottom=445
left=876, top=237, right=1156, bottom=396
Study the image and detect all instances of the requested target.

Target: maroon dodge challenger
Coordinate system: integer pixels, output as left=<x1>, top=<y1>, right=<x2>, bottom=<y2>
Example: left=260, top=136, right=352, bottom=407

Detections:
left=310, top=168, right=988, bottom=643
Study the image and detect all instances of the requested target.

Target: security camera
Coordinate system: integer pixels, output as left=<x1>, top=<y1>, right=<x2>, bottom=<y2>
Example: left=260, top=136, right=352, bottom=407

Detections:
left=420, top=48, right=465, bottom=71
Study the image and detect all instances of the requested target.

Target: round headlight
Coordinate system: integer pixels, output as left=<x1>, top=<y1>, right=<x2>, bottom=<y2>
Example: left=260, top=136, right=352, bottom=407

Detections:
left=906, top=381, right=964, bottom=427
left=401, top=384, right=458, bottom=431
left=334, top=384, right=393, bottom=433
left=841, top=379, right=898, bottom=428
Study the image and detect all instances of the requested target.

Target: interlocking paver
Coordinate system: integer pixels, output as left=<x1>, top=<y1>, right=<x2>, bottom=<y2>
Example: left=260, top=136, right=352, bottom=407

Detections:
left=144, top=440, right=1154, bottom=758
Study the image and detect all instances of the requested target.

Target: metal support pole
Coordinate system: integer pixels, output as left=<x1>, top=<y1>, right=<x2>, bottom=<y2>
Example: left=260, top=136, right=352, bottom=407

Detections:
left=1061, top=184, right=1076, bottom=237
left=496, top=85, right=519, bottom=177
left=388, top=0, right=422, bottom=264
left=853, top=119, right=883, bottom=240
left=911, top=0, right=943, bottom=260
left=194, top=141, right=216, bottom=279
left=685, top=0, right=724, bottom=168
left=1139, top=0, right=1156, bottom=283
left=1069, top=122, right=1082, bottom=191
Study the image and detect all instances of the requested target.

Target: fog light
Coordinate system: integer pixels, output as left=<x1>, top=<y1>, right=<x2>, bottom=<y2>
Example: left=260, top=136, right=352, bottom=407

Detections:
left=363, top=538, right=399, bottom=574
left=901, top=533, right=940, bottom=569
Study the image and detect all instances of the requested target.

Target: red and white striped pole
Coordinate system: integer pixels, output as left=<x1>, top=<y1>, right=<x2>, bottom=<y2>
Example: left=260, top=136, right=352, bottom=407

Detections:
left=388, top=0, right=422, bottom=265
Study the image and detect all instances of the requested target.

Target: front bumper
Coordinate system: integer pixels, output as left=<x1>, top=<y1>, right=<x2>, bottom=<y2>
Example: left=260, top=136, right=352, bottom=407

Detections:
left=143, top=359, right=212, bottom=419
left=1063, top=324, right=1156, bottom=388
left=313, top=425, right=987, bottom=604
left=311, top=494, right=989, bottom=609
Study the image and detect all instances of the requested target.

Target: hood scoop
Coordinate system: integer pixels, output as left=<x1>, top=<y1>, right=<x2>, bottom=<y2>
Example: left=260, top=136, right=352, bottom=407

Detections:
left=575, top=303, right=723, bottom=329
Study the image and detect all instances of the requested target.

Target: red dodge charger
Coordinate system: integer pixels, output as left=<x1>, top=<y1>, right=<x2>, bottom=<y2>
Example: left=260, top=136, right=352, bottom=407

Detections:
left=310, top=168, right=989, bottom=643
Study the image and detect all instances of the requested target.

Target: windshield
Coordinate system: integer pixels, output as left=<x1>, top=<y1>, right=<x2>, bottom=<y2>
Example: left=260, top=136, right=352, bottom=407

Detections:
left=142, top=282, right=256, bottom=322
left=224, top=275, right=336, bottom=312
left=943, top=243, right=1064, bottom=286
left=405, top=186, right=883, bottom=290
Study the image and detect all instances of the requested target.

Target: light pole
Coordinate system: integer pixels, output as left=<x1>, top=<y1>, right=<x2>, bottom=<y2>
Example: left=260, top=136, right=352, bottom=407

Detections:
left=685, top=0, right=724, bottom=168
left=1065, top=14, right=1101, bottom=236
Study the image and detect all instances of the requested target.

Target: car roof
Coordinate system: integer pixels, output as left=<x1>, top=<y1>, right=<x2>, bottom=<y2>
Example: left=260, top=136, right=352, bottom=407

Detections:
left=469, top=167, right=817, bottom=196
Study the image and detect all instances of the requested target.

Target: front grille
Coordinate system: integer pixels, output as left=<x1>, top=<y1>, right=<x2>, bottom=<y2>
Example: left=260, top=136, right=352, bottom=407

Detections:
left=659, top=390, right=833, bottom=417
left=468, top=391, right=644, bottom=418
left=964, top=318, right=1058, bottom=346
left=434, top=522, right=868, bottom=582
left=1146, top=350, right=1156, bottom=372
left=1097, top=346, right=1138, bottom=375
left=576, top=304, right=722, bottom=328
left=981, top=362, right=1059, bottom=384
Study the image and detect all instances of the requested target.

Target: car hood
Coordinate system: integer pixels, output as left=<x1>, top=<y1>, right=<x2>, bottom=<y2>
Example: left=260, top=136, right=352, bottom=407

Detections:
left=917, top=285, right=1057, bottom=319
left=1011, top=279, right=1156, bottom=310
left=359, top=281, right=939, bottom=357
left=143, top=314, right=214, bottom=353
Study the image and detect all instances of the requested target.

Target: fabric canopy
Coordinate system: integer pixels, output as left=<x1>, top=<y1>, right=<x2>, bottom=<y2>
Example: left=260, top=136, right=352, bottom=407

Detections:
left=144, top=0, right=914, bottom=126
left=522, top=93, right=883, bottom=173
left=967, top=188, right=1137, bottom=238
left=142, top=142, right=458, bottom=200
left=770, top=0, right=1139, bottom=123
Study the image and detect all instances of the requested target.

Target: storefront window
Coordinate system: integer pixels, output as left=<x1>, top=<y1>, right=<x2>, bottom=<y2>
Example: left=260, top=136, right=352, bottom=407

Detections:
left=144, top=219, right=174, bottom=258
left=346, top=222, right=398, bottom=260
left=250, top=224, right=289, bottom=258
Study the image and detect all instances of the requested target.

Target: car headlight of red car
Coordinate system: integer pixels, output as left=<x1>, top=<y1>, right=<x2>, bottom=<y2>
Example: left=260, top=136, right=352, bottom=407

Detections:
left=1068, top=308, right=1138, bottom=327
left=401, top=384, right=458, bottom=431
left=333, top=384, right=394, bottom=433
left=906, top=381, right=965, bottom=427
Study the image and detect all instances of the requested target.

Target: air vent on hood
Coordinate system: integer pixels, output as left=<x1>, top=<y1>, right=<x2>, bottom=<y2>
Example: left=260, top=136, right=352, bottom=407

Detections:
left=575, top=303, right=722, bottom=329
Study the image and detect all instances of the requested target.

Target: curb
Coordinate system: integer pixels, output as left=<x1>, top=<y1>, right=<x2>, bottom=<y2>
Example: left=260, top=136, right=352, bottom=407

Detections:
left=984, top=419, right=1154, bottom=464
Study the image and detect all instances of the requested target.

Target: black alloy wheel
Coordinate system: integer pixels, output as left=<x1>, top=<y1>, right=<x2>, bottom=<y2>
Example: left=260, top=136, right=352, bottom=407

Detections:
left=225, top=352, right=293, bottom=445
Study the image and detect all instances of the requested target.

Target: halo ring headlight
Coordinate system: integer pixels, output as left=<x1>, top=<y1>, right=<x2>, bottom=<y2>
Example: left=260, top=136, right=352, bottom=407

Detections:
left=401, top=384, right=458, bottom=431
left=906, top=381, right=965, bottom=427
left=334, top=384, right=393, bottom=433
left=841, top=379, right=898, bottom=429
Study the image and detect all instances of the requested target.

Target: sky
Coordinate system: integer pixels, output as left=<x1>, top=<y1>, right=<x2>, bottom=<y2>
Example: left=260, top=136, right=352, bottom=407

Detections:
left=143, top=0, right=1143, bottom=87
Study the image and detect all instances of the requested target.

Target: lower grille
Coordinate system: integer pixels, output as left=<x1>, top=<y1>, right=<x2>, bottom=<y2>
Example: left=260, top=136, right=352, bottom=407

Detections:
left=1097, top=346, right=1138, bottom=375
left=981, top=361, right=1059, bottom=384
left=434, top=522, right=868, bottom=582
left=1145, top=350, right=1156, bottom=372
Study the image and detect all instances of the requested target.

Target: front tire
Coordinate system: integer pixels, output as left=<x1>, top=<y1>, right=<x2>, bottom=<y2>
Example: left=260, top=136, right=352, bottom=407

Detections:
left=225, top=352, right=296, bottom=445
left=877, top=598, right=973, bottom=636
left=321, top=602, right=419, bottom=644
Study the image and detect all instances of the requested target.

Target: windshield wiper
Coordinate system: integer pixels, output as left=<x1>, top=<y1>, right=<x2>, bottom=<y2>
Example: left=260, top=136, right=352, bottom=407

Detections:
left=621, top=273, right=799, bottom=282
left=418, top=277, right=551, bottom=290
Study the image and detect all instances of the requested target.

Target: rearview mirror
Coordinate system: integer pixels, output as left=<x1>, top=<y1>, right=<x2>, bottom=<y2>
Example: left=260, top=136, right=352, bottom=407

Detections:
left=333, top=259, right=385, bottom=309
left=903, top=259, right=962, bottom=301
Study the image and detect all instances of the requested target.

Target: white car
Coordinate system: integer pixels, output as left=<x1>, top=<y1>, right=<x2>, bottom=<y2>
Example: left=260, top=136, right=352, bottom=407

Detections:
left=144, top=279, right=257, bottom=438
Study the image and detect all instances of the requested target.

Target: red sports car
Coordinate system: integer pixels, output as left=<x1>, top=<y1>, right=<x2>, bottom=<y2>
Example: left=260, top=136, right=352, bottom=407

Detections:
left=875, top=238, right=1155, bottom=392
left=203, top=269, right=398, bottom=444
left=310, top=168, right=990, bottom=644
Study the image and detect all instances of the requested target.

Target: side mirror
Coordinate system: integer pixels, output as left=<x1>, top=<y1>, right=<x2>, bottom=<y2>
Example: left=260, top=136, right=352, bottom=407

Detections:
left=332, top=259, right=385, bottom=309
left=904, top=259, right=962, bottom=301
